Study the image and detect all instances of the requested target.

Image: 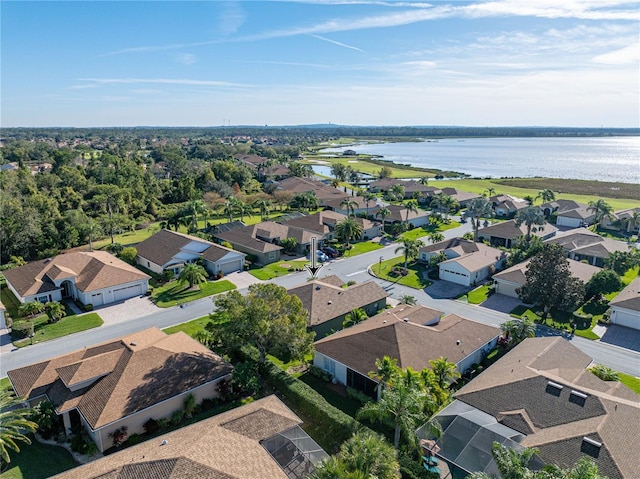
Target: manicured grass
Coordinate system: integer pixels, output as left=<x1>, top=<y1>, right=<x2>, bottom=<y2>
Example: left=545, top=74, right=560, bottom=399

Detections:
left=151, top=280, right=236, bottom=307
left=0, top=435, right=78, bottom=479
left=1, top=285, right=21, bottom=321
left=467, top=285, right=492, bottom=304
left=619, top=372, right=640, bottom=394
left=248, top=260, right=309, bottom=281
left=14, top=313, right=103, bottom=348
left=509, top=305, right=599, bottom=340
left=267, top=353, right=314, bottom=379
left=342, top=241, right=384, bottom=256
left=371, top=257, right=432, bottom=289
left=494, top=177, right=640, bottom=202
left=298, top=371, right=361, bottom=418
left=431, top=178, right=638, bottom=211
left=302, top=155, right=435, bottom=179
left=1, top=377, right=11, bottom=392
left=399, top=221, right=461, bottom=241
left=163, top=315, right=211, bottom=338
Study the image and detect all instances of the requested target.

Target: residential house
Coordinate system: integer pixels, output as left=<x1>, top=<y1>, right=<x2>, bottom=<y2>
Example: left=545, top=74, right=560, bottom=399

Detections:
left=235, top=153, right=291, bottom=179
left=601, top=207, right=640, bottom=234
left=324, top=195, right=375, bottom=216
left=275, top=176, right=349, bottom=206
left=493, top=258, right=601, bottom=299
left=7, top=328, right=233, bottom=453
left=540, top=199, right=595, bottom=228
left=135, top=229, right=246, bottom=277
left=369, top=178, right=437, bottom=200
left=439, top=187, right=483, bottom=208
left=418, top=337, right=640, bottom=479
left=545, top=228, right=629, bottom=267
left=54, top=395, right=327, bottom=479
left=477, top=219, right=558, bottom=248
left=368, top=177, right=403, bottom=193
left=419, top=238, right=506, bottom=286
left=282, top=210, right=382, bottom=242
left=314, top=305, right=499, bottom=399
left=489, top=194, right=529, bottom=217
left=214, top=222, right=288, bottom=265
left=370, top=204, right=431, bottom=227
left=3, top=251, right=150, bottom=308
left=609, top=277, right=640, bottom=330
left=288, top=275, right=388, bottom=338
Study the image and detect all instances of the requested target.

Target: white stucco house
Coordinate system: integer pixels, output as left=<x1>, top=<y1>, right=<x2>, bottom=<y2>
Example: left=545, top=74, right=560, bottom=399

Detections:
left=135, top=229, right=245, bottom=277
left=609, top=278, right=640, bottom=330
left=3, top=251, right=150, bottom=307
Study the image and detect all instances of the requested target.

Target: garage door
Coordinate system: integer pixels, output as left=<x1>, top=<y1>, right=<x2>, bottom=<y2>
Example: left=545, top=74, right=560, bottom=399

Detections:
left=495, top=280, right=520, bottom=298
left=91, top=292, right=104, bottom=306
left=611, top=309, right=640, bottom=330
left=113, top=284, right=143, bottom=302
left=440, top=268, right=469, bottom=286
left=219, top=258, right=243, bottom=275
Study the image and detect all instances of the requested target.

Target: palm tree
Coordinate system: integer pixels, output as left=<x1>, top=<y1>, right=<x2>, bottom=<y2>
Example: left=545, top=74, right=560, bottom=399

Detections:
left=398, top=294, right=417, bottom=306
left=252, top=199, right=272, bottom=222
left=629, top=210, right=640, bottom=233
left=335, top=217, right=363, bottom=247
left=418, top=176, right=429, bottom=185
left=301, top=191, right=319, bottom=212
left=588, top=199, right=613, bottom=226
left=536, top=188, right=556, bottom=203
left=404, top=199, right=419, bottom=225
left=390, top=184, right=405, bottom=203
left=515, top=206, right=546, bottom=247
left=234, top=200, right=250, bottom=222
left=222, top=200, right=236, bottom=223
left=484, top=187, right=496, bottom=198
left=177, top=263, right=207, bottom=289
left=428, top=232, right=444, bottom=244
left=186, top=199, right=207, bottom=233
left=376, top=206, right=391, bottom=233
left=336, top=430, right=400, bottom=479
left=330, top=163, right=348, bottom=182
left=340, top=198, right=358, bottom=217
left=19, top=301, right=45, bottom=318
left=342, top=308, right=368, bottom=328
left=0, top=391, right=38, bottom=469
left=395, top=238, right=424, bottom=270
left=362, top=192, right=377, bottom=217
left=463, top=197, right=494, bottom=242
left=369, top=355, right=400, bottom=392
left=429, top=357, right=460, bottom=389
left=500, top=317, right=536, bottom=348
left=45, top=302, right=66, bottom=323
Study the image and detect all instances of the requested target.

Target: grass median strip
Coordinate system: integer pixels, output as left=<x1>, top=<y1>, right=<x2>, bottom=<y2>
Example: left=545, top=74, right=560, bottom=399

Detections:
left=14, top=313, right=103, bottom=348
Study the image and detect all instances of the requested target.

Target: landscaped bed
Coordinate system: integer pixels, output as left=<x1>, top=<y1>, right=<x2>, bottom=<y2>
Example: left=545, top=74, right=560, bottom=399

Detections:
left=371, top=257, right=432, bottom=289
left=151, top=280, right=236, bottom=307
left=509, top=305, right=599, bottom=340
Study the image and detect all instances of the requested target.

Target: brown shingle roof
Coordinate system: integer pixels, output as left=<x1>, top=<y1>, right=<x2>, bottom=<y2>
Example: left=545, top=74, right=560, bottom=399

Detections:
left=494, top=258, right=601, bottom=285
left=54, top=396, right=302, bottom=479
left=609, top=277, right=640, bottom=311
left=478, top=219, right=557, bottom=241
left=3, top=251, right=149, bottom=298
left=7, top=328, right=233, bottom=430
left=215, top=223, right=284, bottom=254
left=315, top=306, right=498, bottom=378
left=288, top=277, right=388, bottom=327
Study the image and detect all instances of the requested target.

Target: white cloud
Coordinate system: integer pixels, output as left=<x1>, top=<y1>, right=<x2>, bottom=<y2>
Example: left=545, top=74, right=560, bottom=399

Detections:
left=78, top=78, right=253, bottom=88
left=178, top=53, right=197, bottom=65
left=592, top=44, right=640, bottom=64
left=310, top=34, right=366, bottom=52
left=218, top=1, right=246, bottom=36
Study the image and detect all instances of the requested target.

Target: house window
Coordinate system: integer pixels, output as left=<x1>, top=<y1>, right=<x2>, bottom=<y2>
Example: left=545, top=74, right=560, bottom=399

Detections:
left=268, top=251, right=276, bottom=260
left=323, top=357, right=335, bottom=375
left=147, top=261, right=150, bottom=267
left=37, top=295, right=49, bottom=303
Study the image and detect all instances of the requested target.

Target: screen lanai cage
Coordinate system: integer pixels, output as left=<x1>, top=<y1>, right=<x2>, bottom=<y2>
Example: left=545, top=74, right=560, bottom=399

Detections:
left=261, top=425, right=329, bottom=479
left=416, top=400, right=545, bottom=479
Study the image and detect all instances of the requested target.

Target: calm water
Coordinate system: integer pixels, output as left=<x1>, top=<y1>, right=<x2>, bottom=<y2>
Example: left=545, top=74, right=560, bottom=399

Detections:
left=321, top=137, right=640, bottom=184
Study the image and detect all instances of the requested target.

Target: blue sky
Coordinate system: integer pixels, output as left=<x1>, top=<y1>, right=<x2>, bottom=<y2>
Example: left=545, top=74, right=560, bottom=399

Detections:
left=2, top=1, right=639, bottom=127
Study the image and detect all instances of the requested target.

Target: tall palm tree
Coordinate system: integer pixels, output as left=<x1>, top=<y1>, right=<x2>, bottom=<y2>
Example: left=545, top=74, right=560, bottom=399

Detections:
left=500, top=317, right=536, bottom=348
left=342, top=308, right=368, bottom=328
left=536, top=188, right=556, bottom=203
left=429, top=357, right=460, bottom=389
left=418, top=176, right=429, bottom=185
left=234, top=200, right=250, bottom=222
left=484, top=187, right=496, bottom=198
left=335, top=217, right=363, bottom=247
left=428, top=232, right=445, bottom=244
left=363, top=192, right=377, bottom=217
left=390, top=184, right=405, bottom=203
left=222, top=200, right=236, bottom=223
left=463, top=197, right=494, bottom=242
left=588, top=199, right=613, bottom=226
left=376, top=206, right=391, bottom=233
left=369, top=355, right=400, bottom=392
left=515, top=206, right=546, bottom=246
left=186, top=199, right=207, bottom=233
left=340, top=198, right=358, bottom=217
left=404, top=199, right=419, bottom=225
left=0, top=391, right=38, bottom=469
left=395, top=238, right=425, bottom=270
left=177, top=263, right=207, bottom=289
left=252, top=199, right=272, bottom=222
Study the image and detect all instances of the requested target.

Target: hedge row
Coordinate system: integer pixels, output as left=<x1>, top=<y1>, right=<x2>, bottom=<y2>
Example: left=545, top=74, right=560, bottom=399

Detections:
left=261, top=360, right=371, bottom=452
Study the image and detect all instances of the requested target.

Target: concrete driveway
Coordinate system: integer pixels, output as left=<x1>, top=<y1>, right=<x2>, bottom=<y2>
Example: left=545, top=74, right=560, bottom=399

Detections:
left=479, top=294, right=523, bottom=314
left=95, top=296, right=159, bottom=325
left=425, top=280, right=470, bottom=299
left=224, top=271, right=262, bottom=290
left=599, top=325, right=640, bottom=353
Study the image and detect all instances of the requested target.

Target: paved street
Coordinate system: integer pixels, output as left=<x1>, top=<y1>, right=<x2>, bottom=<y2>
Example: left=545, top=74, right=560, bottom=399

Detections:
left=2, top=220, right=639, bottom=378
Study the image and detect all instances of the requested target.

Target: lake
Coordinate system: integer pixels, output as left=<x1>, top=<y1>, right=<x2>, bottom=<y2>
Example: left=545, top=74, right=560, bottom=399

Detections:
left=320, top=137, right=640, bottom=184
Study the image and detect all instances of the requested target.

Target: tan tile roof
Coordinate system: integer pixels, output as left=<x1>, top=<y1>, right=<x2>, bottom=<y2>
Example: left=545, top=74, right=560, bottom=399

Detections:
left=609, top=277, right=640, bottom=311
left=478, top=219, right=557, bottom=241
left=215, top=223, right=284, bottom=254
left=494, top=258, right=601, bottom=285
left=7, top=328, right=233, bottom=430
left=276, top=177, right=348, bottom=202
left=453, top=337, right=640, bottom=479
left=288, top=277, right=388, bottom=327
left=370, top=204, right=427, bottom=222
left=53, top=396, right=300, bottom=479
left=3, top=251, right=150, bottom=298
left=315, top=306, right=498, bottom=377
left=438, top=242, right=506, bottom=273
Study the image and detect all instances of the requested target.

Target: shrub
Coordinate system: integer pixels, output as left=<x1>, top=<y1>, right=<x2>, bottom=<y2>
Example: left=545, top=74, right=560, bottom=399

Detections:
left=118, top=247, right=138, bottom=264
left=232, top=361, right=260, bottom=396
left=107, top=243, right=124, bottom=255
left=171, top=409, right=184, bottom=425
left=345, top=280, right=356, bottom=287
left=83, top=303, right=94, bottom=312
left=108, top=426, right=128, bottom=447
left=590, top=364, right=620, bottom=381
left=157, top=417, right=171, bottom=430
left=126, top=433, right=144, bottom=446
left=261, top=360, right=369, bottom=452
left=143, top=418, right=159, bottom=435
left=183, top=393, right=196, bottom=418
left=32, top=400, right=62, bottom=440
left=200, top=397, right=219, bottom=412
left=308, top=365, right=333, bottom=382
left=12, top=320, right=34, bottom=339
left=346, top=387, right=373, bottom=405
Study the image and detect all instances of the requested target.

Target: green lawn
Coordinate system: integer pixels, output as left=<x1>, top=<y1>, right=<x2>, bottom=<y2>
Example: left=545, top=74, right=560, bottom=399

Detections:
left=619, top=372, right=640, bottom=394
left=163, top=315, right=211, bottom=338
left=371, top=257, right=431, bottom=289
left=510, top=305, right=599, bottom=340
left=267, top=353, right=314, bottom=379
left=342, top=241, right=384, bottom=256
left=14, top=313, right=103, bottom=348
left=248, top=259, right=309, bottom=280
left=0, top=435, right=78, bottom=479
left=400, top=221, right=461, bottom=241
left=301, top=155, right=435, bottom=179
left=151, top=280, right=236, bottom=308
left=462, top=285, right=492, bottom=305
left=1, top=377, right=11, bottom=392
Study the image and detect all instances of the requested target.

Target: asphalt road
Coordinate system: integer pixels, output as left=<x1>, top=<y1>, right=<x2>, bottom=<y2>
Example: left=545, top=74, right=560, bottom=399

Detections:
left=2, top=220, right=639, bottom=378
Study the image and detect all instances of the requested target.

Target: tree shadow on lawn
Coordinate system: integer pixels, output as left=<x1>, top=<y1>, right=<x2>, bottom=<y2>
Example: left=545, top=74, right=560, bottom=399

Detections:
left=154, top=284, right=199, bottom=304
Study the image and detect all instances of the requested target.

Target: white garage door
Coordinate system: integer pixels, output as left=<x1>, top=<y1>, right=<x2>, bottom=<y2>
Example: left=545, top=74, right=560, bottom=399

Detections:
left=440, top=268, right=469, bottom=286
left=219, top=258, right=243, bottom=275
left=91, top=292, right=104, bottom=306
left=113, top=284, right=143, bottom=302
left=495, top=280, right=520, bottom=299
left=611, top=309, right=640, bottom=330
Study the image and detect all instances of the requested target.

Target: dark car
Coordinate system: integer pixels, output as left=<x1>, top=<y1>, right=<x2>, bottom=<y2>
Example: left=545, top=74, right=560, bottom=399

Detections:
left=322, top=246, right=339, bottom=258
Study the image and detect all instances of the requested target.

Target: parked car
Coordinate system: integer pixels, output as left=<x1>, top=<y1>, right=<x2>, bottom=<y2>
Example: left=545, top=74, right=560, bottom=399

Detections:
left=322, top=246, right=338, bottom=258
left=310, top=250, right=329, bottom=263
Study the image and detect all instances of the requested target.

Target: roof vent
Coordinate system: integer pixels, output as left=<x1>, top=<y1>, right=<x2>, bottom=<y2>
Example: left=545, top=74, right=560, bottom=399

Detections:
left=130, top=342, right=137, bottom=346
left=545, top=381, right=563, bottom=397
left=316, top=285, right=321, bottom=290
left=581, top=437, right=602, bottom=458
left=161, top=439, right=168, bottom=446
left=570, top=389, right=588, bottom=406
left=403, top=318, right=409, bottom=322
left=328, top=301, right=332, bottom=305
